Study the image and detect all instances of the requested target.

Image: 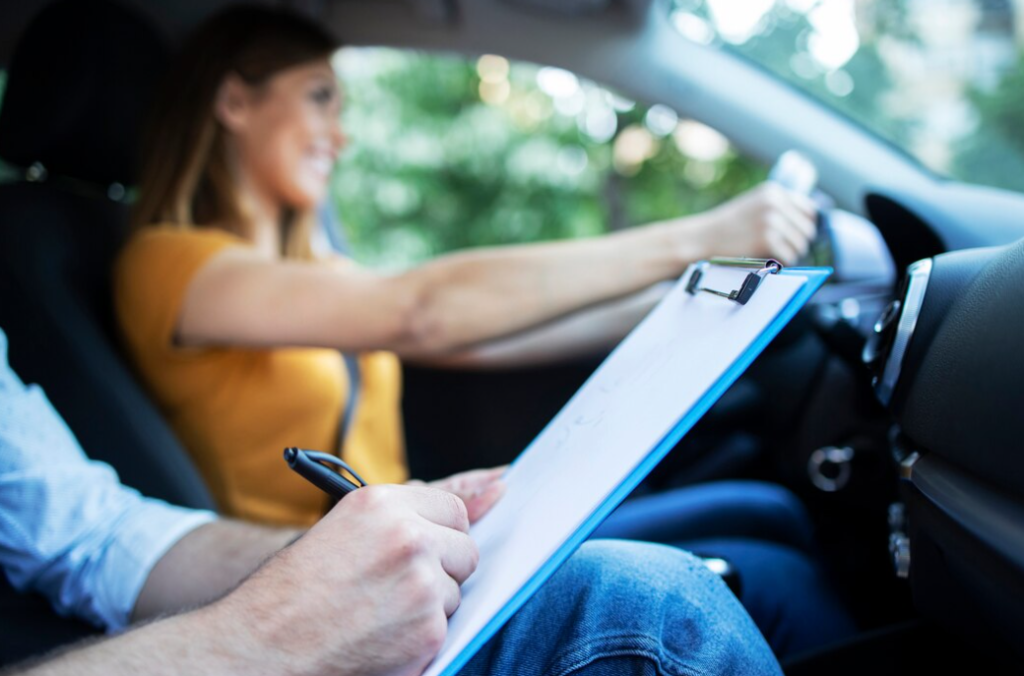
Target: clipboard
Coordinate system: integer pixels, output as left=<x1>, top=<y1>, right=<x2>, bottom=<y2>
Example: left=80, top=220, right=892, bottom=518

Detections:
left=424, top=259, right=832, bottom=676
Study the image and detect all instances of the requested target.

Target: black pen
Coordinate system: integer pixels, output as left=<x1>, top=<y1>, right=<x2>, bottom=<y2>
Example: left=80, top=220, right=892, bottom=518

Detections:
left=283, top=447, right=367, bottom=501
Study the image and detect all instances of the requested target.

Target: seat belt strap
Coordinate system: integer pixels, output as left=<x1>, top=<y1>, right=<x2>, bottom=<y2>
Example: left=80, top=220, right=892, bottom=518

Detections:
left=338, top=352, right=361, bottom=455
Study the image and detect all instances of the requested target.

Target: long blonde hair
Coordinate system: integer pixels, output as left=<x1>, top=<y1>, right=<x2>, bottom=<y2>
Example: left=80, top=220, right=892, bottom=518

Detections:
left=132, top=6, right=339, bottom=258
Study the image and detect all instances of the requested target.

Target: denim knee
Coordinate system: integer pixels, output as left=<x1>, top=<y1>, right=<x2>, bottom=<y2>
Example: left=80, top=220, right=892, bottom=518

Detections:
left=462, top=540, right=781, bottom=676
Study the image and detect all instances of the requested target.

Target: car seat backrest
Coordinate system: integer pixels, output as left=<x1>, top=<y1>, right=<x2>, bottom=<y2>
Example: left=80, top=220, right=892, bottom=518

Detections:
left=0, top=0, right=216, bottom=510
left=0, top=0, right=216, bottom=662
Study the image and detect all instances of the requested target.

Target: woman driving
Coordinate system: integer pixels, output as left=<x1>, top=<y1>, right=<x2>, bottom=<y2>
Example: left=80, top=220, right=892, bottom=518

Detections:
left=112, top=5, right=852, bottom=656
left=115, top=5, right=815, bottom=526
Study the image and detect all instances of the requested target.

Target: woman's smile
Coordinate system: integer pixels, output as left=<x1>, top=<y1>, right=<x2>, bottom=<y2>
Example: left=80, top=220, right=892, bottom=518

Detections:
left=304, top=142, right=337, bottom=181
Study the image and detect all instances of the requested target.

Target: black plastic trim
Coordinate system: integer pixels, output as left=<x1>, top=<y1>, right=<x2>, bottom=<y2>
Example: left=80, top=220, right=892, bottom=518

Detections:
left=909, top=454, right=1024, bottom=573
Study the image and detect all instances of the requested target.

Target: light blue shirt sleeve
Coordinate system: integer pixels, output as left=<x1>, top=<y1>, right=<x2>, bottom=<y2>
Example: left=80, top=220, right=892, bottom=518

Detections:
left=0, top=328, right=216, bottom=632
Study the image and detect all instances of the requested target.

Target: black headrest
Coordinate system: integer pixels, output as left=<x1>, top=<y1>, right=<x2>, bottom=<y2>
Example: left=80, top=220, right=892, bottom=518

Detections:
left=0, top=0, right=168, bottom=186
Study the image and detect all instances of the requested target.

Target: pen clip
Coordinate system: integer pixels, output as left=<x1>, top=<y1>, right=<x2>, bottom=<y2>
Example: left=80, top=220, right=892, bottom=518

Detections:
left=284, top=447, right=367, bottom=500
left=685, top=259, right=782, bottom=305
left=302, top=450, right=368, bottom=487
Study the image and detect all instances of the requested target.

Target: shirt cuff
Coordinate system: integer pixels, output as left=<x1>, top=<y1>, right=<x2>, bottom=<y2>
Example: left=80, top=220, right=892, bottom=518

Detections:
left=98, top=503, right=217, bottom=632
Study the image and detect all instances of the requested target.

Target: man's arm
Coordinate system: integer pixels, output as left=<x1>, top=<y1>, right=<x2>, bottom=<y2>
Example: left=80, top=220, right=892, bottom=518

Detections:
left=0, top=330, right=220, bottom=632
left=131, top=520, right=300, bottom=623
left=10, top=484, right=479, bottom=676
left=135, top=467, right=511, bottom=621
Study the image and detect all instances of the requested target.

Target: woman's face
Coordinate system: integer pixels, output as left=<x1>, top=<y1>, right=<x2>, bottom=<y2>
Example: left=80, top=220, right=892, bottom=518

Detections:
left=218, top=58, right=345, bottom=212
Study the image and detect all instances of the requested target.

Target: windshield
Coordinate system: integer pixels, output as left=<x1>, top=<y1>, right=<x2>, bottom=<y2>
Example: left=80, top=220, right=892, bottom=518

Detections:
left=669, top=0, right=1024, bottom=194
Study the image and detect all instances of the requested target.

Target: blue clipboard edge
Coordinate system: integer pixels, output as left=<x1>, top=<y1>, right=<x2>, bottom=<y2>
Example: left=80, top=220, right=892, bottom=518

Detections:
left=437, top=266, right=832, bottom=676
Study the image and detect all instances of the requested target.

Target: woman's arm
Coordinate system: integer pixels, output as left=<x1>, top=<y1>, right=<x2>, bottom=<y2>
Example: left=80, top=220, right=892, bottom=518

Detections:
left=178, top=183, right=814, bottom=357
left=406, top=283, right=671, bottom=370
left=179, top=217, right=694, bottom=357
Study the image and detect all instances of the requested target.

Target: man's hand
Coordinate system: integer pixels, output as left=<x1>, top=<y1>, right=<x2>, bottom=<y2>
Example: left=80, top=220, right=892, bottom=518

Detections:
left=409, top=466, right=507, bottom=524
left=15, top=485, right=476, bottom=676
left=687, top=182, right=817, bottom=265
left=207, top=484, right=479, bottom=676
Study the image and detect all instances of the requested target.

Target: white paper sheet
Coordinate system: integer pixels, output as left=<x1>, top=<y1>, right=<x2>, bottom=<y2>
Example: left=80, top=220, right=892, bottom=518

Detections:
left=423, top=265, right=808, bottom=676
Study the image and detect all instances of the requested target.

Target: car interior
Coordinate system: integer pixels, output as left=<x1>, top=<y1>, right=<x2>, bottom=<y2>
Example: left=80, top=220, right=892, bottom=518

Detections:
left=0, top=0, right=1022, bottom=674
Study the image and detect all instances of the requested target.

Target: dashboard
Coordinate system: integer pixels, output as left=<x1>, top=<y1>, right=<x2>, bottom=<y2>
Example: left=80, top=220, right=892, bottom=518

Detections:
left=808, top=182, right=1024, bottom=664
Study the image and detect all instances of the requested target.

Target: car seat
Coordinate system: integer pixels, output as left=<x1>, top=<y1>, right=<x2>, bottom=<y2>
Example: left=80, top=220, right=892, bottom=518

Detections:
left=0, top=0, right=215, bottom=663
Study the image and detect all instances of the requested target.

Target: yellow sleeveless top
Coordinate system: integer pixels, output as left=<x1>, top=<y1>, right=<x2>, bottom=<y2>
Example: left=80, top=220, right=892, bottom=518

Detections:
left=114, top=226, right=407, bottom=526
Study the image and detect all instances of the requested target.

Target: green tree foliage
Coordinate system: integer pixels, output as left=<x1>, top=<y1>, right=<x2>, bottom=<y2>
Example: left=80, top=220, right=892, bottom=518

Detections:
left=693, top=1, right=910, bottom=155
left=331, top=51, right=763, bottom=268
left=954, top=53, right=1024, bottom=193
left=672, top=0, right=1024, bottom=196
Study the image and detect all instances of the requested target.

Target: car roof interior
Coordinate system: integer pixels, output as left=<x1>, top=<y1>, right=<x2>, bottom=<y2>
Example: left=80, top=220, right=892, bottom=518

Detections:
left=0, top=0, right=941, bottom=212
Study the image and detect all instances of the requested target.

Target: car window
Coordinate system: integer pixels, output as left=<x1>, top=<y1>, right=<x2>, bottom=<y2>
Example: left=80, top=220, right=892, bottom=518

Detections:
left=331, top=48, right=766, bottom=268
left=668, top=0, right=1024, bottom=195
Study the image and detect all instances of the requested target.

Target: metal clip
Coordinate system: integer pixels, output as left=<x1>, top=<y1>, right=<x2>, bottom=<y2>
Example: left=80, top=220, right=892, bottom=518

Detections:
left=685, top=258, right=783, bottom=305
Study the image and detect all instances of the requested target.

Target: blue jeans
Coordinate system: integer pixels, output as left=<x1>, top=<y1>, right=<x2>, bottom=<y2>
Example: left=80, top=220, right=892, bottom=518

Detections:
left=592, top=481, right=814, bottom=551
left=462, top=540, right=782, bottom=676
left=591, top=482, right=857, bottom=658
